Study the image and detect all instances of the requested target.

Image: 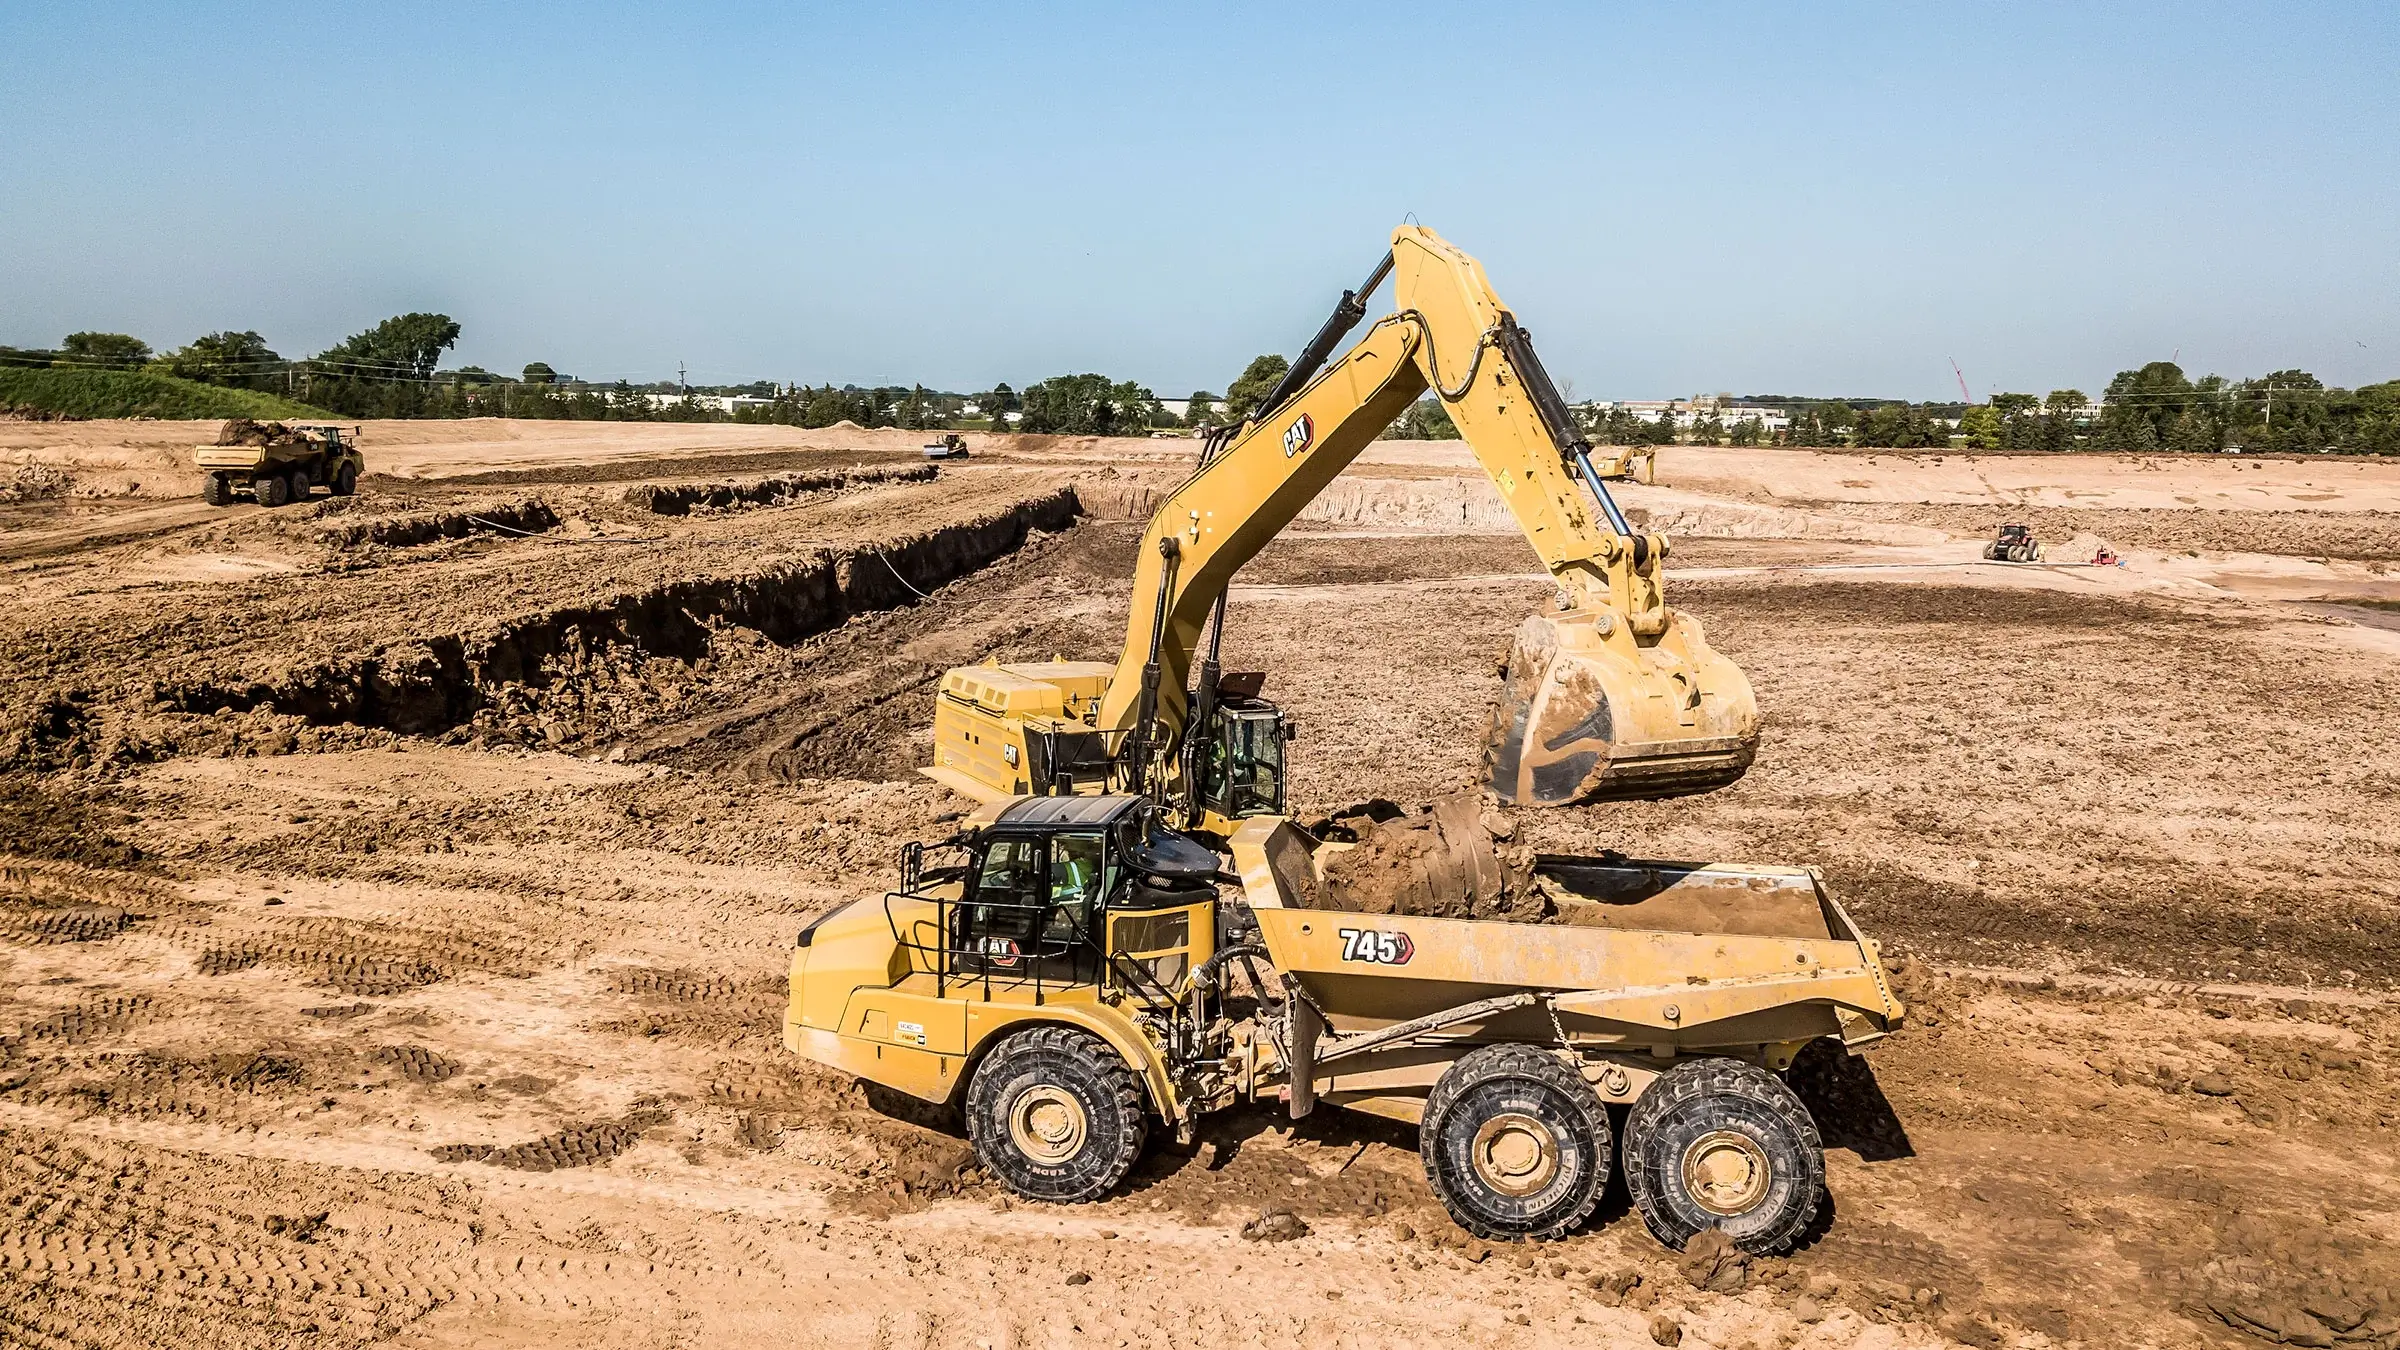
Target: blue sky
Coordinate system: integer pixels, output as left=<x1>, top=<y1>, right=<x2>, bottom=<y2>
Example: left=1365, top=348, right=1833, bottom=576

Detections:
left=4, top=2, right=2395, bottom=400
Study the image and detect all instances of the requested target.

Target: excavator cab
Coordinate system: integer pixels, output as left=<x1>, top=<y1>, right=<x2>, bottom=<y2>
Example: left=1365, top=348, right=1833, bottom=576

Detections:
left=1192, top=697, right=1290, bottom=824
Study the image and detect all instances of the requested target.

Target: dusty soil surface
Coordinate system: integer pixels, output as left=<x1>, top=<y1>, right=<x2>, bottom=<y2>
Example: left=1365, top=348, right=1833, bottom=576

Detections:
left=4, top=424, right=2397, bottom=1349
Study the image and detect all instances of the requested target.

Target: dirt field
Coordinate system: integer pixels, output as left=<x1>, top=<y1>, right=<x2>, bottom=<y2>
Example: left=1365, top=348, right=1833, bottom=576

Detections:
left=3, top=420, right=2397, bottom=1350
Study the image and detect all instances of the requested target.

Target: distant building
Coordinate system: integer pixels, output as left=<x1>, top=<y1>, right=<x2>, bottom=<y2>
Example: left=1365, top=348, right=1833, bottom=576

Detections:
left=1580, top=396, right=1790, bottom=434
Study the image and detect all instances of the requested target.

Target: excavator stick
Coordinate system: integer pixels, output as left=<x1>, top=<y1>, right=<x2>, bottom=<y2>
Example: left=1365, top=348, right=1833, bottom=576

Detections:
left=1483, top=610, right=1757, bottom=805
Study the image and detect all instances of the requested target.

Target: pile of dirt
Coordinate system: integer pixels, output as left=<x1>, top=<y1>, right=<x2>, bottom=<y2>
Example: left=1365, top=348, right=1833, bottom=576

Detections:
left=1315, top=794, right=1547, bottom=921
left=212, top=418, right=313, bottom=449
left=0, top=465, right=74, bottom=502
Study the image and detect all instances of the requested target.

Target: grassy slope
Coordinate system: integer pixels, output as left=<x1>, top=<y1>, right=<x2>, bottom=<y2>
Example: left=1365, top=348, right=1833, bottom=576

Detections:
left=0, top=367, right=335, bottom=420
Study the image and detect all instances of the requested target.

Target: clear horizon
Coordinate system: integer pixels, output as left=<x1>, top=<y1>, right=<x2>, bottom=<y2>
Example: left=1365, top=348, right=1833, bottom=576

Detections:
left=4, top=1, right=2395, bottom=402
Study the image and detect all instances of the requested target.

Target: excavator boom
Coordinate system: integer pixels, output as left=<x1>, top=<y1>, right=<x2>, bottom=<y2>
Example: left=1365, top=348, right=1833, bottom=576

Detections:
left=928, top=226, right=1757, bottom=821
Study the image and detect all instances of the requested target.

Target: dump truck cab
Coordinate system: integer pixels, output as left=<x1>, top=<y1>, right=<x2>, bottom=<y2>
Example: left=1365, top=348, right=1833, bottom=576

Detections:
left=784, top=796, right=1221, bottom=1152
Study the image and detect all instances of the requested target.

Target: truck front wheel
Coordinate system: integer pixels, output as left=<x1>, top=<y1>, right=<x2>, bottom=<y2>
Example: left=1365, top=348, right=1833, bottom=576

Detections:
left=333, top=462, right=358, bottom=496
left=1623, top=1057, right=1824, bottom=1254
left=1420, top=1043, right=1611, bottom=1241
left=965, top=1025, right=1147, bottom=1203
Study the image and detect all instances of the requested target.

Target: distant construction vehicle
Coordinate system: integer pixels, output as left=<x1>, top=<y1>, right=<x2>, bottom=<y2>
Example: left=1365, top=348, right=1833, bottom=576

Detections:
left=195, top=420, right=363, bottom=507
left=922, top=433, right=971, bottom=460
left=1983, top=523, right=2043, bottom=562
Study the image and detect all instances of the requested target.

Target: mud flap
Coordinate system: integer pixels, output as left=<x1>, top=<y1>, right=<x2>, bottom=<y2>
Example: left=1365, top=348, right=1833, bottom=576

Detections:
left=1483, top=611, right=1758, bottom=806
left=1286, top=978, right=1320, bottom=1119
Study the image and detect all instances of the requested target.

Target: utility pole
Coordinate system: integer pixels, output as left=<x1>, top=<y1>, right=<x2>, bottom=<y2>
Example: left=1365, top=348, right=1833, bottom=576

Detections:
left=678, top=362, right=688, bottom=396
left=2264, top=379, right=2274, bottom=427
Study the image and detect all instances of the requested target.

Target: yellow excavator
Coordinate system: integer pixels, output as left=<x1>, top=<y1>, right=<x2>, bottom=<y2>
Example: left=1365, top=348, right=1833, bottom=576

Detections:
left=923, top=226, right=1757, bottom=835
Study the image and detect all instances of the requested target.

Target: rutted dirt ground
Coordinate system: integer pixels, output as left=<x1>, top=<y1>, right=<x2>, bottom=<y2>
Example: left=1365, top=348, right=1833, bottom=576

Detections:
left=2, top=422, right=2398, bottom=1349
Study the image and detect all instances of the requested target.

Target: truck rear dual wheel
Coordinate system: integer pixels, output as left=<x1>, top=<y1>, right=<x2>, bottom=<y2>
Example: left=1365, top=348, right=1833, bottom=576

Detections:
left=1623, top=1057, right=1824, bottom=1255
left=253, top=475, right=290, bottom=508
left=966, top=1025, right=1148, bottom=1203
left=1421, top=1043, right=1612, bottom=1241
left=201, top=475, right=233, bottom=507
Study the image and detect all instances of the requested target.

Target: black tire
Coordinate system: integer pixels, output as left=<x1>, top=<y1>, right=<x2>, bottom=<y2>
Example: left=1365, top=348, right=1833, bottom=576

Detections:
left=1420, top=1043, right=1611, bottom=1241
left=200, top=475, right=233, bottom=507
left=253, top=474, right=289, bottom=508
left=964, top=1025, right=1146, bottom=1203
left=1982, top=542, right=2002, bottom=560
left=333, top=462, right=358, bottom=496
left=1623, top=1057, right=1824, bottom=1255
left=287, top=469, right=311, bottom=502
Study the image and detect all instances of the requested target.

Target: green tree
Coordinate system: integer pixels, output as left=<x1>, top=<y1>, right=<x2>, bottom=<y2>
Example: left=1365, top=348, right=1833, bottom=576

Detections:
left=1183, top=390, right=1219, bottom=428
left=1379, top=396, right=1460, bottom=439
left=522, top=362, right=557, bottom=384
left=1957, top=404, right=2000, bottom=449
left=165, top=331, right=279, bottom=384
left=59, top=332, right=152, bottom=369
left=2097, top=361, right=2191, bottom=451
left=1728, top=414, right=1765, bottom=447
left=1223, top=354, right=1290, bottom=422
left=1018, top=373, right=1155, bottom=435
left=317, top=313, right=462, bottom=381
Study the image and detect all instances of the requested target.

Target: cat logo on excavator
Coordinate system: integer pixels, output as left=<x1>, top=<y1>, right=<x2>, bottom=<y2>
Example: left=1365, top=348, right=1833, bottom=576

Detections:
left=1281, top=413, right=1314, bottom=458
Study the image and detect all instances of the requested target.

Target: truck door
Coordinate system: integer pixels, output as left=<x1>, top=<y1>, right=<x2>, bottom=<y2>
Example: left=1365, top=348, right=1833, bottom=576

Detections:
left=952, top=833, right=1103, bottom=989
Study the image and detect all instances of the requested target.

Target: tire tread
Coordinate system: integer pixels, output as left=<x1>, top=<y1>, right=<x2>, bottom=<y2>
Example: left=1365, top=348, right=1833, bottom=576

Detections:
left=964, top=1024, right=1145, bottom=1204
left=1623, top=1056, right=1823, bottom=1254
left=1420, top=1042, right=1610, bottom=1242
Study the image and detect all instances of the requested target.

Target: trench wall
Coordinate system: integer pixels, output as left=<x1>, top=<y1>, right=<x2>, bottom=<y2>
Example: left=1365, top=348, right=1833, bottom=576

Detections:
left=623, top=465, right=937, bottom=515
left=165, top=487, right=1079, bottom=735
left=312, top=498, right=562, bottom=549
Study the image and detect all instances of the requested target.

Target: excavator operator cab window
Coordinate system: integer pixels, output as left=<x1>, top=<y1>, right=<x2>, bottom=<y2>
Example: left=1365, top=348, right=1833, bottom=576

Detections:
left=1200, top=702, right=1287, bottom=820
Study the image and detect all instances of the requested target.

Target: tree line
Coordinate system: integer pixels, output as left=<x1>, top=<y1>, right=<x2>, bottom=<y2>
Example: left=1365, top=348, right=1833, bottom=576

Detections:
left=9, top=322, right=2393, bottom=453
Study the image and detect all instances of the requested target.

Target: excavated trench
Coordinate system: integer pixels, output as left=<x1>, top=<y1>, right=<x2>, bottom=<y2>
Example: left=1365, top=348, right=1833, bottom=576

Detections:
left=160, top=488, right=1080, bottom=738
left=625, top=465, right=936, bottom=515
left=310, top=497, right=562, bottom=549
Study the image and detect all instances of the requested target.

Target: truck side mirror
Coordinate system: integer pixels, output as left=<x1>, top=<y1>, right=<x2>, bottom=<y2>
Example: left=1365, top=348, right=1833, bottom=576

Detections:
left=1282, top=723, right=1297, bottom=742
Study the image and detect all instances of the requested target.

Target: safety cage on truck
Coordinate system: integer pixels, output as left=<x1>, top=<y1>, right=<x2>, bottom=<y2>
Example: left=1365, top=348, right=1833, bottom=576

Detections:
left=876, top=800, right=1220, bottom=1010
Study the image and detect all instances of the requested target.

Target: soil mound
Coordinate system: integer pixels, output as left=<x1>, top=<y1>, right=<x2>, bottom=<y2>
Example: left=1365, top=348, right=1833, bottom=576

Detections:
left=1315, top=794, right=1546, bottom=921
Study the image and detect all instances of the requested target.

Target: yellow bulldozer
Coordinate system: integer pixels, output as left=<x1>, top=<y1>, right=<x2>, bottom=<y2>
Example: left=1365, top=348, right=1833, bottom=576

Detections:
left=921, top=225, right=1755, bottom=837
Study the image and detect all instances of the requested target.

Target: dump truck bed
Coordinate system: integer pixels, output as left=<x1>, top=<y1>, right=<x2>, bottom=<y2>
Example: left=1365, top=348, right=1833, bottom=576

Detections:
left=194, top=446, right=278, bottom=471
left=1229, top=818, right=1902, bottom=1067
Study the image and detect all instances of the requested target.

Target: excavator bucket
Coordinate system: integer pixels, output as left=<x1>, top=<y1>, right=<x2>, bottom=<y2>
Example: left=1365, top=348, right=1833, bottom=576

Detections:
left=1482, top=610, right=1759, bottom=806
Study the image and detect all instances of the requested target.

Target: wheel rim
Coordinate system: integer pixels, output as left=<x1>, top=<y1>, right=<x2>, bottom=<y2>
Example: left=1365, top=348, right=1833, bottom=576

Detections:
left=1680, top=1128, right=1773, bottom=1215
left=1469, top=1111, right=1561, bottom=1198
left=1008, top=1085, right=1088, bottom=1163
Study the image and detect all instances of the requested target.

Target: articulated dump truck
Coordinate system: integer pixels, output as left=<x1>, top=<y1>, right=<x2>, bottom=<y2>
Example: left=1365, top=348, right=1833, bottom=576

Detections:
left=786, top=795, right=1903, bottom=1252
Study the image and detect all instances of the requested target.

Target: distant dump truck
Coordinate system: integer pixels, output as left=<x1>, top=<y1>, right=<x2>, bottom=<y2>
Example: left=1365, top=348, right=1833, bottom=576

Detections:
left=195, top=420, right=363, bottom=507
